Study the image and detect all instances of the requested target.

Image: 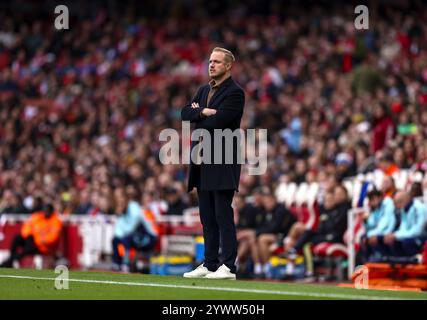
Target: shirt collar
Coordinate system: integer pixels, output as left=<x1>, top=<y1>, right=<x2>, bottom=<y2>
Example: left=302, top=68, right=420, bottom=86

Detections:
left=209, top=76, right=230, bottom=89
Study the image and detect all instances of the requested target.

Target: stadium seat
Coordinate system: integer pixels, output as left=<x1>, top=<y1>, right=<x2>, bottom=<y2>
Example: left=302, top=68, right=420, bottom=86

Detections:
left=283, top=183, right=297, bottom=208
left=312, top=242, right=347, bottom=258
left=306, top=183, right=320, bottom=207
left=372, top=170, right=384, bottom=190
left=393, top=170, right=409, bottom=190
left=275, top=183, right=288, bottom=203
left=295, top=183, right=309, bottom=206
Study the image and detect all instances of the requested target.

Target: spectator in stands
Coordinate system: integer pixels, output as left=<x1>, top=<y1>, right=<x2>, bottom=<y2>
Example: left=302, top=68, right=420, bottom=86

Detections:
left=164, top=187, right=188, bottom=216
left=355, top=142, right=376, bottom=174
left=371, top=191, right=427, bottom=261
left=360, top=189, right=396, bottom=262
left=0, top=203, right=62, bottom=268
left=0, top=189, right=28, bottom=214
left=409, top=182, right=423, bottom=201
left=0, top=1, right=426, bottom=224
left=142, top=191, right=166, bottom=220
left=317, top=174, right=340, bottom=204
left=377, top=152, right=400, bottom=177
left=111, top=188, right=157, bottom=272
left=335, top=152, right=356, bottom=180
left=371, top=104, right=395, bottom=153
left=254, top=188, right=296, bottom=278
left=74, top=188, right=92, bottom=215
left=90, top=193, right=114, bottom=216
left=329, top=184, right=352, bottom=238
left=380, top=175, right=397, bottom=198
left=282, top=185, right=349, bottom=276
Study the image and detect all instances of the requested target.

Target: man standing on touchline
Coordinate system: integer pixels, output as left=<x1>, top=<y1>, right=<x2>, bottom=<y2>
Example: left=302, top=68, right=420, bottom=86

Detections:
left=181, top=47, right=245, bottom=280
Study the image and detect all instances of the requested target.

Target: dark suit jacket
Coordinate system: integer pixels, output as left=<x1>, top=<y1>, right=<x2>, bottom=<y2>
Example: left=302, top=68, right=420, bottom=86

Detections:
left=181, top=76, right=245, bottom=192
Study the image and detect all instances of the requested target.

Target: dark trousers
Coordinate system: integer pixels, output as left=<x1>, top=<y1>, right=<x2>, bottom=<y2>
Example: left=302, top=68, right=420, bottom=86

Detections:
left=197, top=189, right=237, bottom=273
left=112, top=236, right=133, bottom=266
left=293, top=230, right=327, bottom=252
left=359, top=236, right=373, bottom=263
left=112, top=233, right=157, bottom=266
left=0, top=235, right=40, bottom=267
left=371, top=235, right=427, bottom=259
left=293, top=230, right=315, bottom=252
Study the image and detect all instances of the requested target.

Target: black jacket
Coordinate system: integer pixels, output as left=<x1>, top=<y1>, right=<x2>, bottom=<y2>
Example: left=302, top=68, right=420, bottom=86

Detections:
left=166, top=200, right=188, bottom=216
left=256, top=203, right=296, bottom=236
left=181, top=77, right=245, bottom=192
left=313, top=201, right=350, bottom=244
left=237, top=204, right=265, bottom=230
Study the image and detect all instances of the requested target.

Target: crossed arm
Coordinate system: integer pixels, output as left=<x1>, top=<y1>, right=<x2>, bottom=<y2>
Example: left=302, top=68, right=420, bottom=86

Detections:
left=181, top=87, right=208, bottom=122
left=181, top=88, right=244, bottom=129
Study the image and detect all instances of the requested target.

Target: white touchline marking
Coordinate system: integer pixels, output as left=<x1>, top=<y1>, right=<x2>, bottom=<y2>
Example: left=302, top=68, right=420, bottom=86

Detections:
left=0, top=274, right=422, bottom=300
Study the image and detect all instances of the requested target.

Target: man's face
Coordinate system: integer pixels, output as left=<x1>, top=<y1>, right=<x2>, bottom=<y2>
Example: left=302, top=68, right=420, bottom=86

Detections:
left=43, top=205, right=54, bottom=218
left=253, top=193, right=263, bottom=206
left=381, top=176, right=393, bottom=193
left=324, top=193, right=335, bottom=210
left=114, top=192, right=127, bottom=214
left=263, top=195, right=276, bottom=211
left=368, top=196, right=381, bottom=210
left=334, top=187, right=347, bottom=204
left=167, top=192, right=179, bottom=204
left=209, top=51, right=229, bottom=79
left=393, top=194, right=407, bottom=210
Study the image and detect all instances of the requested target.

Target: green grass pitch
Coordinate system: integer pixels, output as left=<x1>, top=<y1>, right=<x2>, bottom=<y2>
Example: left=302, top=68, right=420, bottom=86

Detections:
left=1, top=268, right=426, bottom=300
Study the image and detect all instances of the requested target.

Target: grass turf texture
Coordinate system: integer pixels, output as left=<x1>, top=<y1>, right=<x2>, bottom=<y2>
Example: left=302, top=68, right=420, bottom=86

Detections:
left=1, top=268, right=427, bottom=300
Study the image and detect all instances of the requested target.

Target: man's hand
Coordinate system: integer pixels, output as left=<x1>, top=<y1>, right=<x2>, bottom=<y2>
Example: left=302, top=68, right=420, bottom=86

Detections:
left=383, top=233, right=396, bottom=245
left=191, top=103, right=216, bottom=118
left=201, top=108, right=217, bottom=117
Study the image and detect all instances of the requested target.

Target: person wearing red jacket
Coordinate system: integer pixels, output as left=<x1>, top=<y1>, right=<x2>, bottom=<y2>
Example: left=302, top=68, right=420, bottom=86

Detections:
left=371, top=104, right=395, bottom=153
left=0, top=203, right=62, bottom=268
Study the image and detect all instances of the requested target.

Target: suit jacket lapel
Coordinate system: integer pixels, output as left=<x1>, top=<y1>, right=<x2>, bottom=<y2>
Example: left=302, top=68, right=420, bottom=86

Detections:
left=201, top=86, right=209, bottom=108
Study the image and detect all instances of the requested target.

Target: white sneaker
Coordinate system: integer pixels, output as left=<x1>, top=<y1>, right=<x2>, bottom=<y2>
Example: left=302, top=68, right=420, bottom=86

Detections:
left=183, top=264, right=213, bottom=278
left=205, top=264, right=236, bottom=280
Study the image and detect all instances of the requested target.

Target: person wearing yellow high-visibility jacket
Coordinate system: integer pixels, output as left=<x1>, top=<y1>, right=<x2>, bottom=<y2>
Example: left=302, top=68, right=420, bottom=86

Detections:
left=0, top=203, right=62, bottom=268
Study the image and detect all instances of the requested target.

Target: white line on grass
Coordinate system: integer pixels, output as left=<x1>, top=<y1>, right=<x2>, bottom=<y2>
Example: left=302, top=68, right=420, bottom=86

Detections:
left=0, top=274, right=422, bottom=300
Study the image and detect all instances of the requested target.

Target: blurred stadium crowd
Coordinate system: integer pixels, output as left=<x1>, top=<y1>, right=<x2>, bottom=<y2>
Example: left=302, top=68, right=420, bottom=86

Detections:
left=1, top=0, right=427, bottom=279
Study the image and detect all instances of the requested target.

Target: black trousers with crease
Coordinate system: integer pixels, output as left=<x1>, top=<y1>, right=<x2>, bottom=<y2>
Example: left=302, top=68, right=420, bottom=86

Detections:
left=197, top=189, right=237, bottom=273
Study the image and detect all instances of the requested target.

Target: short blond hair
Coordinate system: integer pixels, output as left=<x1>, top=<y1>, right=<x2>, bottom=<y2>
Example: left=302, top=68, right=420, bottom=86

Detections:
left=212, top=47, right=235, bottom=64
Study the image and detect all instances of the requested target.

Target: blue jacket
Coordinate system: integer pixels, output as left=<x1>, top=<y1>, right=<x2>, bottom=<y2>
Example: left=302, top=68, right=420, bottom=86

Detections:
left=365, top=197, right=396, bottom=237
left=114, top=201, right=157, bottom=238
left=394, top=199, right=427, bottom=240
